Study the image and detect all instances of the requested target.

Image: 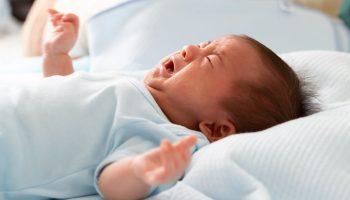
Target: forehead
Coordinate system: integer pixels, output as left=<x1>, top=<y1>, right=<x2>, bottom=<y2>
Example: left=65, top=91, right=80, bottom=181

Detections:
left=209, top=36, right=265, bottom=80
left=211, top=36, right=252, bottom=57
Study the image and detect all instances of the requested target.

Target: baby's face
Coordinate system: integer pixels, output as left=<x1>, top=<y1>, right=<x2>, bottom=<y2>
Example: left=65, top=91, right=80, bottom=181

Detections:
left=144, top=35, right=262, bottom=133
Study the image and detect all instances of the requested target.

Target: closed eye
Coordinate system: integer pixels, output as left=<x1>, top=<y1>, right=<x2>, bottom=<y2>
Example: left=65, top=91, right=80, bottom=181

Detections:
left=206, top=56, right=214, bottom=68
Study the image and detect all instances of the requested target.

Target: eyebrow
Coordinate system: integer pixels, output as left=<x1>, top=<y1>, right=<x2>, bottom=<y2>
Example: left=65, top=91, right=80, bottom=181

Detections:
left=206, top=41, right=212, bottom=48
left=216, top=52, right=223, bottom=63
left=212, top=47, right=223, bottom=65
left=199, top=41, right=211, bottom=48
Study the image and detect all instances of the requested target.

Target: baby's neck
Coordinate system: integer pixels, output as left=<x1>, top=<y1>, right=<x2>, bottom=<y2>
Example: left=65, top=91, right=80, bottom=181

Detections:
left=145, top=84, right=198, bottom=130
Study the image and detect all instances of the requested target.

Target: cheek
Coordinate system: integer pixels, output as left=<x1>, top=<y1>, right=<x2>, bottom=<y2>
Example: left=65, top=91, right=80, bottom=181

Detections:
left=164, top=63, right=212, bottom=95
left=176, top=64, right=207, bottom=82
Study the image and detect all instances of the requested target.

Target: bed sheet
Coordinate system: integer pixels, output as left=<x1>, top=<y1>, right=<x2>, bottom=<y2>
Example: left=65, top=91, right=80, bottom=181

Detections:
left=63, top=182, right=213, bottom=200
left=54, top=182, right=213, bottom=200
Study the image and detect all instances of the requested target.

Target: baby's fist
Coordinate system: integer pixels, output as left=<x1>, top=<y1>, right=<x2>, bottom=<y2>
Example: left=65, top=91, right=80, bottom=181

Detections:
left=131, top=135, right=197, bottom=186
left=44, top=9, right=79, bottom=55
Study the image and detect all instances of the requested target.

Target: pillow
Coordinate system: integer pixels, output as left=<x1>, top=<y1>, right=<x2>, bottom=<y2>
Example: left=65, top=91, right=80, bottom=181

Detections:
left=151, top=50, right=350, bottom=200
left=281, top=51, right=350, bottom=109
left=87, top=0, right=350, bottom=72
left=181, top=105, right=350, bottom=200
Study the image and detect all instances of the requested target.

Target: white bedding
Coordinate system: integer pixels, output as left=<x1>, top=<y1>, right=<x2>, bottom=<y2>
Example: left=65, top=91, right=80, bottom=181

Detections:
left=178, top=105, right=350, bottom=200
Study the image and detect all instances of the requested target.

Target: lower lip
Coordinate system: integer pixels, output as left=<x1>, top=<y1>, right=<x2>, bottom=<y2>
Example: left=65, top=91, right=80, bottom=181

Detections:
left=159, top=64, right=170, bottom=78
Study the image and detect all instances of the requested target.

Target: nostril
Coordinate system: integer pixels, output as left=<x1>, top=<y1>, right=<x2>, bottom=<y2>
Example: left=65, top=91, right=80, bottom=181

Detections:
left=181, top=50, right=186, bottom=59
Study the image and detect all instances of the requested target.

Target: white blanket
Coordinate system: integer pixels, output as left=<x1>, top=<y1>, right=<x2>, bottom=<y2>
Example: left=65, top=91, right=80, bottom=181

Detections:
left=177, top=105, right=350, bottom=200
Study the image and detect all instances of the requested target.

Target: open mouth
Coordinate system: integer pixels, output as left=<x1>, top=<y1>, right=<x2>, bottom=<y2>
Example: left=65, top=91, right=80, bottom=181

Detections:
left=163, top=58, right=174, bottom=74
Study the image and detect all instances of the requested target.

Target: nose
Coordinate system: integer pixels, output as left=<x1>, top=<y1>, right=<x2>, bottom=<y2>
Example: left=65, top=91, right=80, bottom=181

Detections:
left=180, top=44, right=201, bottom=61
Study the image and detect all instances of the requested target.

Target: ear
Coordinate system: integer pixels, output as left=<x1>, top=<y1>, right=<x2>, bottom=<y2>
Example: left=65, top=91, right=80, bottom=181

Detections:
left=198, top=119, right=236, bottom=142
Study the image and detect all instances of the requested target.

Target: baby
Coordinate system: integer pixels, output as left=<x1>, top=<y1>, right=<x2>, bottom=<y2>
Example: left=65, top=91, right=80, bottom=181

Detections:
left=0, top=10, right=306, bottom=200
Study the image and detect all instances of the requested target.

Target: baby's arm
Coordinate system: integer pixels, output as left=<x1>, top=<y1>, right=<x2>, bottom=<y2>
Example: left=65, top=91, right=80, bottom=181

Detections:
left=98, top=135, right=197, bottom=200
left=42, top=9, right=79, bottom=77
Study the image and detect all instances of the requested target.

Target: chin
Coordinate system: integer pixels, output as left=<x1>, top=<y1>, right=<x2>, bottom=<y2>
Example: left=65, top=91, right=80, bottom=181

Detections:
left=144, top=67, right=157, bottom=81
left=144, top=67, right=165, bottom=91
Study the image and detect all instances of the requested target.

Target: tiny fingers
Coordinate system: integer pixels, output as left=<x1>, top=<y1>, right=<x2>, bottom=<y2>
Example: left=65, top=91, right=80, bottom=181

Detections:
left=145, top=167, right=167, bottom=185
left=163, top=138, right=191, bottom=168
left=51, top=14, right=63, bottom=21
left=147, top=138, right=196, bottom=185
left=62, top=14, right=79, bottom=33
left=174, top=135, right=197, bottom=164
left=144, top=140, right=173, bottom=185
left=48, top=9, right=79, bottom=31
left=47, top=8, right=58, bottom=15
left=49, top=11, right=63, bottom=27
left=175, top=135, right=197, bottom=151
left=161, top=140, right=175, bottom=172
left=62, top=13, right=79, bottom=23
left=53, top=25, right=64, bottom=32
left=159, top=140, right=168, bottom=169
left=48, top=9, right=62, bottom=20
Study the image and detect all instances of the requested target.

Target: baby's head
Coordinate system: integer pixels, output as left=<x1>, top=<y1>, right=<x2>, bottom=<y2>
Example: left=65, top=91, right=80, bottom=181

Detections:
left=145, top=35, right=307, bottom=142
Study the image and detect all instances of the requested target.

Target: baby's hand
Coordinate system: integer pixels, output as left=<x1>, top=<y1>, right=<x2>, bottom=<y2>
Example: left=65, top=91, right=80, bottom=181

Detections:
left=44, top=9, right=79, bottom=55
left=132, top=135, right=197, bottom=186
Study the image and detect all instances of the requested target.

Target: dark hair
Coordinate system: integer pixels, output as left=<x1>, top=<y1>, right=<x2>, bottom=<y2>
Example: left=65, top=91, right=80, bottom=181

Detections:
left=222, top=35, right=313, bottom=133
